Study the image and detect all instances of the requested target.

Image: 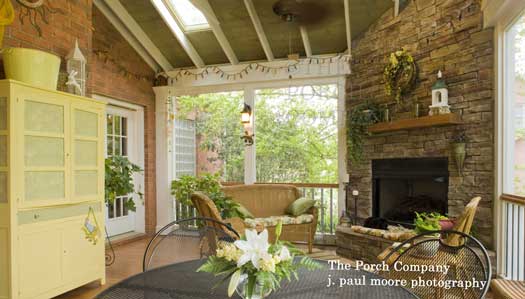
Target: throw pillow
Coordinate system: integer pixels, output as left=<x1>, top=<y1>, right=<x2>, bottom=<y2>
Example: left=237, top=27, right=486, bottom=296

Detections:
left=286, top=197, right=316, bottom=216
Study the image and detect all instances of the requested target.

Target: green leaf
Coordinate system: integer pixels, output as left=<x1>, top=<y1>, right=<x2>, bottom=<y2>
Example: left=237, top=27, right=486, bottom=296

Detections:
left=275, top=221, right=283, bottom=241
left=228, top=270, right=242, bottom=297
left=247, top=275, right=256, bottom=299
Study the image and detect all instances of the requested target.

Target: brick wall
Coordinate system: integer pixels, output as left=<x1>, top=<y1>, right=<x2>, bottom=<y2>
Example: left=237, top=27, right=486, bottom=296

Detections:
left=91, top=6, right=157, bottom=234
left=346, top=0, right=494, bottom=247
left=2, top=1, right=157, bottom=234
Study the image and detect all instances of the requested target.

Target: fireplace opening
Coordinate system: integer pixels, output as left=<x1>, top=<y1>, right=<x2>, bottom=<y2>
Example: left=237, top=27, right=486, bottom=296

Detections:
left=372, top=157, right=449, bottom=226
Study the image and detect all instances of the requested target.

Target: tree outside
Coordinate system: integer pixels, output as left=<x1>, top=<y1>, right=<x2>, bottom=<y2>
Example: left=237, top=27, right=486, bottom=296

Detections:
left=176, top=85, right=338, bottom=185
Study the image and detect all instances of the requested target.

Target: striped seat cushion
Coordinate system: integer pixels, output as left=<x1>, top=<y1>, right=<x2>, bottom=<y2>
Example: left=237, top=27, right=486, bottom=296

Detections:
left=490, top=279, right=525, bottom=299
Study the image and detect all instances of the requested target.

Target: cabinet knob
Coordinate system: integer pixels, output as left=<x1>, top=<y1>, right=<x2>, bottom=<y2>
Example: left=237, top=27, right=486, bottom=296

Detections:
left=33, top=214, right=40, bottom=219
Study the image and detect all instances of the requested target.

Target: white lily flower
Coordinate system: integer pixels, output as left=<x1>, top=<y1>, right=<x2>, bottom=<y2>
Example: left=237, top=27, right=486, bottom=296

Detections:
left=278, top=245, right=292, bottom=261
left=234, top=229, right=271, bottom=270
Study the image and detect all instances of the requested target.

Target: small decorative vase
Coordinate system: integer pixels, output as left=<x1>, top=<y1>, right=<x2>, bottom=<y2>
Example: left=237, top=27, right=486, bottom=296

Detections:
left=452, top=142, right=466, bottom=176
left=236, top=276, right=272, bottom=299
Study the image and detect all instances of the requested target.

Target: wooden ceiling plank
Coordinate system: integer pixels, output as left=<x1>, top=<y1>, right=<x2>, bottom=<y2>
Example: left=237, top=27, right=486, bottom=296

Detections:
left=101, top=0, right=173, bottom=72
left=343, top=0, right=352, bottom=56
left=243, top=0, right=275, bottom=61
left=150, top=0, right=205, bottom=68
left=299, top=26, right=312, bottom=57
left=94, top=0, right=162, bottom=71
left=191, top=0, right=239, bottom=65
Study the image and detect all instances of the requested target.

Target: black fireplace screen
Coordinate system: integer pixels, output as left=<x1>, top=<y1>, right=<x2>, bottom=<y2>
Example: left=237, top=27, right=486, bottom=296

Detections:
left=372, top=157, right=449, bottom=226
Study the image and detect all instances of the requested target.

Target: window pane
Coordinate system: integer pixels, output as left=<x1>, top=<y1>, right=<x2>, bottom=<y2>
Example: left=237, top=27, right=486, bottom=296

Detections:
left=176, top=92, right=244, bottom=182
left=506, top=14, right=525, bottom=196
left=255, top=85, right=338, bottom=183
left=169, top=0, right=208, bottom=27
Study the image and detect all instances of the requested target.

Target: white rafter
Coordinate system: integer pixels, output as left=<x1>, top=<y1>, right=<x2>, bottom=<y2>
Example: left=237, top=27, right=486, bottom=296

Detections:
left=343, top=0, right=352, bottom=56
left=299, top=26, right=312, bottom=57
left=101, top=0, right=173, bottom=72
left=190, top=0, right=239, bottom=65
left=151, top=0, right=205, bottom=68
left=243, top=0, right=274, bottom=61
left=94, top=0, right=165, bottom=71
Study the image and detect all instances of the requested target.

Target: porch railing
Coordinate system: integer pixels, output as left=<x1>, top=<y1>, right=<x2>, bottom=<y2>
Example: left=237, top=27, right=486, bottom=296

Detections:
left=174, top=182, right=339, bottom=235
left=500, top=194, right=525, bottom=280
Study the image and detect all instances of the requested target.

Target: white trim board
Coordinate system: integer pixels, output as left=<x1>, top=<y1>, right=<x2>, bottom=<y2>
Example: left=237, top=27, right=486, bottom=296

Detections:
left=163, top=59, right=351, bottom=91
left=93, top=0, right=162, bottom=72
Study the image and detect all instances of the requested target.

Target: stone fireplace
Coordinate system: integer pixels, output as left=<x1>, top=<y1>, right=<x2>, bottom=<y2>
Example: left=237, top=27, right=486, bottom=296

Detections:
left=372, top=157, right=449, bottom=226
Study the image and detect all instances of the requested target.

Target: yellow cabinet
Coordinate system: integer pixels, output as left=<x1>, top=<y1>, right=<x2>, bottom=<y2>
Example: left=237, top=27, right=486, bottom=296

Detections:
left=0, top=80, right=106, bottom=299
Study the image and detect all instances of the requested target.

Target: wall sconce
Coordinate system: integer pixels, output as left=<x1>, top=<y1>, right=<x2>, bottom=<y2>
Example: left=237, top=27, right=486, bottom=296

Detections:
left=240, top=103, right=254, bottom=146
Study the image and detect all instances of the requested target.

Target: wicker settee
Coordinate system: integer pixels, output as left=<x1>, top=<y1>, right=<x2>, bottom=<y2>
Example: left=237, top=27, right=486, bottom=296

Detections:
left=191, top=184, right=318, bottom=253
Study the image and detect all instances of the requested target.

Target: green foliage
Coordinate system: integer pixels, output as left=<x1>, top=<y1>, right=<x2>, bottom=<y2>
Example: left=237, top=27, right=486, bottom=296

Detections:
left=176, top=86, right=338, bottom=184
left=171, top=173, right=244, bottom=219
left=347, top=101, right=381, bottom=164
left=177, top=92, right=245, bottom=182
left=105, top=156, right=143, bottom=212
left=516, top=128, right=525, bottom=141
left=414, top=212, right=448, bottom=234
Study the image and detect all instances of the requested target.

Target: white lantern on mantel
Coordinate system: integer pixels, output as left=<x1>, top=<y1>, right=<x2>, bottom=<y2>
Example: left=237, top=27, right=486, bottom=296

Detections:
left=429, top=70, right=450, bottom=116
left=66, top=39, right=86, bottom=96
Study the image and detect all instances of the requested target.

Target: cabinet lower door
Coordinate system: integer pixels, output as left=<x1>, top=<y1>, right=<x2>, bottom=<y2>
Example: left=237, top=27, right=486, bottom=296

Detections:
left=62, top=217, right=104, bottom=284
left=18, top=228, right=62, bottom=298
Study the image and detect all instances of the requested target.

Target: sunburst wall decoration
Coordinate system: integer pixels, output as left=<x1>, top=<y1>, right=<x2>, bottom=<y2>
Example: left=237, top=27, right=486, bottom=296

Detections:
left=16, top=0, right=63, bottom=36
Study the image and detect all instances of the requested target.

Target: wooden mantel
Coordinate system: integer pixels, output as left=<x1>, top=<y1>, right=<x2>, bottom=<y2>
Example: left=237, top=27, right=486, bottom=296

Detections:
left=368, top=113, right=462, bottom=133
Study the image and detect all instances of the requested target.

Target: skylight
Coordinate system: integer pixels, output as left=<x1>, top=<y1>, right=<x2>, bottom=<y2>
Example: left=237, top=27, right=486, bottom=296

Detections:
left=169, top=0, right=210, bottom=31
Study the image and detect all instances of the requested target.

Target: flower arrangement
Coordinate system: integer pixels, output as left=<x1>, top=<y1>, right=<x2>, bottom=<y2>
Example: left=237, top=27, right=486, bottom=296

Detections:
left=384, top=48, right=416, bottom=103
left=197, top=222, right=321, bottom=299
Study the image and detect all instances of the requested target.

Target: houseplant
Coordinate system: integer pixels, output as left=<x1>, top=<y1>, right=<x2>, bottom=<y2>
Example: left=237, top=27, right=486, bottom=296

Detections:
left=197, top=222, right=321, bottom=299
left=451, top=131, right=468, bottom=176
left=171, top=173, right=244, bottom=219
left=414, top=212, right=452, bottom=234
left=105, top=156, right=143, bottom=212
left=347, top=101, right=381, bottom=164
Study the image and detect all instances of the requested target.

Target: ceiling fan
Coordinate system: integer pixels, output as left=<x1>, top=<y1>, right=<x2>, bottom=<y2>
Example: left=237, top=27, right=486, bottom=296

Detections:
left=272, top=0, right=327, bottom=25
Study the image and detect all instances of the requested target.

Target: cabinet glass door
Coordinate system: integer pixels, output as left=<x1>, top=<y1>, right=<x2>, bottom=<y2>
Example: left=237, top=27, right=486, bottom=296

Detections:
left=72, top=105, right=102, bottom=202
left=23, top=98, right=69, bottom=207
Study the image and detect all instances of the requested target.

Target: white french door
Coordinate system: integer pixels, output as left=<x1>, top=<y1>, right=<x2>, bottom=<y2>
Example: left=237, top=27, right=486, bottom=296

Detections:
left=105, top=103, right=145, bottom=237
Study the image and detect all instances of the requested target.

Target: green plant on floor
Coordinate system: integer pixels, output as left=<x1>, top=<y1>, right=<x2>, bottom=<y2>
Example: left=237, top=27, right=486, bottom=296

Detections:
left=414, top=212, right=448, bottom=234
left=171, top=173, right=244, bottom=219
left=347, top=101, right=381, bottom=164
left=105, top=156, right=143, bottom=212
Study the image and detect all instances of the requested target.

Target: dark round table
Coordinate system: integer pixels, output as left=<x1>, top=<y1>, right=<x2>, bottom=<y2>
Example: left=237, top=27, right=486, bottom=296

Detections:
left=96, top=259, right=419, bottom=299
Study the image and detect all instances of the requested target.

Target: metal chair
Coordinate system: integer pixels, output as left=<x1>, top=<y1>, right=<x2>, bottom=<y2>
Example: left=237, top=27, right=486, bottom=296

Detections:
left=379, top=230, right=491, bottom=299
left=142, top=217, right=240, bottom=271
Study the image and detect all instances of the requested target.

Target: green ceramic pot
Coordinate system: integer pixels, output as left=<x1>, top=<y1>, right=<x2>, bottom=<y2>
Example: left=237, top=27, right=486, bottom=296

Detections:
left=3, top=47, right=60, bottom=90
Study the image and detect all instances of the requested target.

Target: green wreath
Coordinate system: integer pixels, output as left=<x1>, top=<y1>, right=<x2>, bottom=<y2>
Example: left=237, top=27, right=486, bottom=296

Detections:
left=384, top=49, right=416, bottom=103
